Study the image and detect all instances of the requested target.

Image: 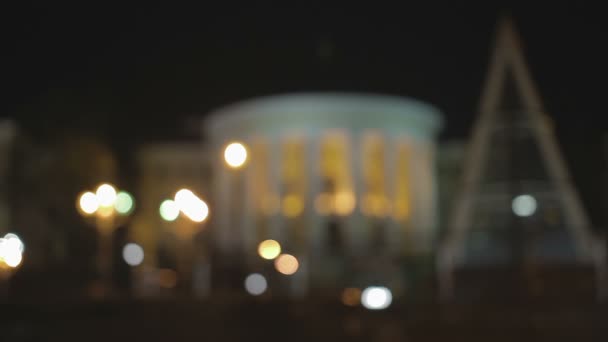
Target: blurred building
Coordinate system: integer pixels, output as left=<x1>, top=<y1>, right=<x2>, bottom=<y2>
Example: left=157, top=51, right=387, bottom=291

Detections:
left=204, top=93, right=443, bottom=295
left=130, top=142, right=212, bottom=295
left=0, top=120, right=16, bottom=235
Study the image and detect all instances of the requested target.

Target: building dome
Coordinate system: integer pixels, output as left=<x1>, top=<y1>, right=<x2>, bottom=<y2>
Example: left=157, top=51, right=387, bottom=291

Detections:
left=204, top=93, right=443, bottom=294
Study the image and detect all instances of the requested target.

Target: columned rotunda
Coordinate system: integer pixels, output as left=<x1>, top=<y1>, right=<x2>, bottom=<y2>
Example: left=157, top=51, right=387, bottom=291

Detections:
left=205, top=94, right=443, bottom=275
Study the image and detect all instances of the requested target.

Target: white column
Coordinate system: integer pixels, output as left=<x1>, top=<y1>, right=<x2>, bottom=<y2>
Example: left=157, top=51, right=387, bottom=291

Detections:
left=214, top=142, right=231, bottom=254
left=384, top=136, right=400, bottom=256
left=268, top=138, right=284, bottom=243
left=306, top=136, right=324, bottom=259
left=346, top=133, right=365, bottom=256
left=408, top=141, right=424, bottom=255
left=241, top=138, right=255, bottom=256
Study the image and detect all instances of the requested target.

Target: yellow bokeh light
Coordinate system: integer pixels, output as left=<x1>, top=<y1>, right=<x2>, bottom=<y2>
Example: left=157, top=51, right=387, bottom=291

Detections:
left=334, top=190, right=356, bottom=216
left=258, top=239, right=281, bottom=260
left=96, top=183, right=117, bottom=207
left=78, top=191, right=99, bottom=215
left=341, top=287, right=362, bottom=307
left=282, top=194, right=304, bottom=218
left=224, top=142, right=248, bottom=168
left=274, top=254, right=299, bottom=275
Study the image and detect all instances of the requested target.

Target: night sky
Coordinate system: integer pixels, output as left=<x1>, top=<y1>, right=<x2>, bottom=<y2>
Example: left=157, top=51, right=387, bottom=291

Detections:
left=1, top=2, right=607, bottom=143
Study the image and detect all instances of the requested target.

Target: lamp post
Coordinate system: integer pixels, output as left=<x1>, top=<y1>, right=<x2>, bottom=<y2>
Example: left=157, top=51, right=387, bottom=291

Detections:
left=159, top=188, right=209, bottom=295
left=0, top=233, right=24, bottom=296
left=77, top=183, right=134, bottom=297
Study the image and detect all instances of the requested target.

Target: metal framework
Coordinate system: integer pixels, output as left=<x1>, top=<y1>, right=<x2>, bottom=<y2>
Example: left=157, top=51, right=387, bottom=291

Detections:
left=437, top=18, right=607, bottom=299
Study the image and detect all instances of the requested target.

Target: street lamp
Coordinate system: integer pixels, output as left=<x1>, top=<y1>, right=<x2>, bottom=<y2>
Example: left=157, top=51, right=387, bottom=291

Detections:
left=77, top=183, right=135, bottom=296
left=159, top=188, right=209, bottom=294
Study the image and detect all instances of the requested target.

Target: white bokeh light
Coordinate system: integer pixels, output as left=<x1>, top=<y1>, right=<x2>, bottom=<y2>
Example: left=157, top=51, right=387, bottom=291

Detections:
left=96, top=184, right=117, bottom=207
left=159, top=199, right=180, bottom=221
left=512, top=194, right=537, bottom=217
left=122, top=243, right=144, bottom=266
left=224, top=142, right=248, bottom=168
left=0, top=235, right=24, bottom=268
left=244, top=273, right=267, bottom=296
left=361, top=286, right=392, bottom=310
left=174, top=189, right=209, bottom=223
left=79, top=192, right=99, bottom=214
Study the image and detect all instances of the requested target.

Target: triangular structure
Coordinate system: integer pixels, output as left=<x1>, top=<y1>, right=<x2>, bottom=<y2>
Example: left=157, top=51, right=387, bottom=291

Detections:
left=437, top=18, right=607, bottom=299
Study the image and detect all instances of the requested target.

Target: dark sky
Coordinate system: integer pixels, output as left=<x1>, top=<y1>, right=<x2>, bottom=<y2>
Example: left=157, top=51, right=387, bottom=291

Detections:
left=1, top=2, right=607, bottom=142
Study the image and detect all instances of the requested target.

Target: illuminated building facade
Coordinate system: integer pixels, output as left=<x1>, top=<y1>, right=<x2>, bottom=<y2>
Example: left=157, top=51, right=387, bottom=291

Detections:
left=204, top=93, right=443, bottom=294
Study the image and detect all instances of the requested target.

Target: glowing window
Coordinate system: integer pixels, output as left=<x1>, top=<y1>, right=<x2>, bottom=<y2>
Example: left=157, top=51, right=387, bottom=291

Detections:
left=361, top=134, right=388, bottom=217
left=393, top=141, right=411, bottom=222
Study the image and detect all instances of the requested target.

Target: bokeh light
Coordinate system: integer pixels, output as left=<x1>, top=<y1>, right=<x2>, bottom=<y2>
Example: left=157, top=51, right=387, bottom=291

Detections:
left=282, top=194, right=304, bottom=218
left=341, top=287, right=362, bottom=307
left=257, top=239, right=281, bottom=260
left=96, top=183, right=117, bottom=207
left=174, top=189, right=209, bottom=222
left=334, top=190, right=356, bottom=216
left=361, top=286, right=392, bottom=310
left=274, top=254, right=299, bottom=275
left=0, top=234, right=24, bottom=268
left=159, top=199, right=180, bottom=221
left=512, top=194, right=537, bottom=217
left=224, top=142, right=248, bottom=168
left=244, top=273, right=268, bottom=296
left=114, top=191, right=135, bottom=215
left=79, top=192, right=99, bottom=214
left=122, top=243, right=144, bottom=266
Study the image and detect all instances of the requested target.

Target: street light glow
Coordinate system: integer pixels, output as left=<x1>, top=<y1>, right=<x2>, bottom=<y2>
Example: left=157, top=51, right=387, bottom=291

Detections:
left=224, top=142, right=248, bottom=168
left=274, top=254, right=299, bottom=275
left=122, top=243, right=144, bottom=266
left=257, top=239, right=281, bottom=260
left=114, top=191, right=135, bottom=215
left=79, top=192, right=99, bottom=214
left=96, top=184, right=117, bottom=207
left=361, top=286, right=392, bottom=310
left=174, top=189, right=209, bottom=222
left=159, top=199, right=180, bottom=221
left=0, top=234, right=24, bottom=269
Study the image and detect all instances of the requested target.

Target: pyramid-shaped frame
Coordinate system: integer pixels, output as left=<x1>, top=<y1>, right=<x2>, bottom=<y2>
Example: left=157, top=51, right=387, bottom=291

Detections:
left=437, top=18, right=607, bottom=299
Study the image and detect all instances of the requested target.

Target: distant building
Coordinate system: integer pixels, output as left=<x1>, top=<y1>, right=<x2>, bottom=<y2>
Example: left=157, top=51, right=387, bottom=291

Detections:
left=204, top=93, right=443, bottom=295
left=130, top=142, right=212, bottom=295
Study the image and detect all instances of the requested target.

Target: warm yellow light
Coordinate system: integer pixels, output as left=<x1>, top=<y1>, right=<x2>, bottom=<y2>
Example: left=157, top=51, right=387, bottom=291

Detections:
left=282, top=194, right=304, bottom=218
left=334, top=190, right=356, bottom=216
left=258, top=239, right=281, bottom=260
left=78, top=192, right=99, bottom=214
left=341, top=287, right=362, bottom=307
left=361, top=194, right=388, bottom=217
left=224, top=142, right=248, bottom=168
left=96, top=183, right=117, bottom=207
left=174, top=189, right=209, bottom=222
left=274, top=254, right=299, bottom=275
